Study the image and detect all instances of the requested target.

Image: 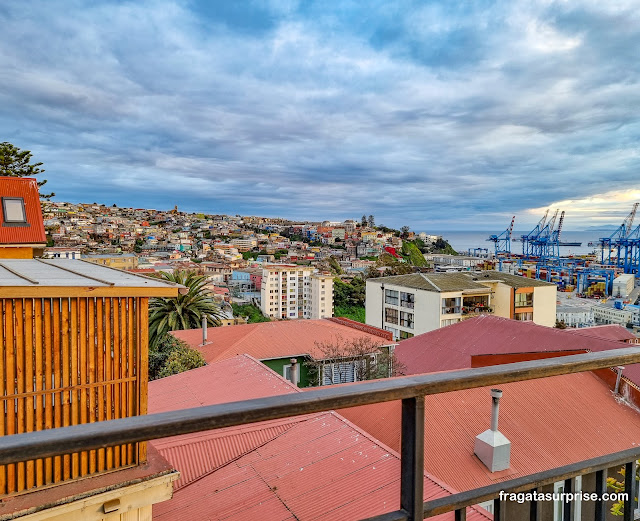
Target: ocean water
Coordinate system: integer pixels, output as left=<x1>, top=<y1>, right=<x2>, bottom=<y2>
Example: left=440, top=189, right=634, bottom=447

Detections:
left=434, top=230, right=605, bottom=257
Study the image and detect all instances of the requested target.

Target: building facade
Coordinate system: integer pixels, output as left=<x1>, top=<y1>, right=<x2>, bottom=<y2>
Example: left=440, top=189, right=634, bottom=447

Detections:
left=260, top=265, right=334, bottom=319
left=366, top=271, right=556, bottom=339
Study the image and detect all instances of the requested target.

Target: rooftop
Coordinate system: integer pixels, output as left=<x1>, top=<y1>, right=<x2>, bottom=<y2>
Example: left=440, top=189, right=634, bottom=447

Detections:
left=369, top=270, right=555, bottom=292
left=149, top=355, right=491, bottom=521
left=0, top=259, right=182, bottom=297
left=339, top=371, right=640, bottom=493
left=172, top=318, right=395, bottom=363
left=395, top=315, right=640, bottom=386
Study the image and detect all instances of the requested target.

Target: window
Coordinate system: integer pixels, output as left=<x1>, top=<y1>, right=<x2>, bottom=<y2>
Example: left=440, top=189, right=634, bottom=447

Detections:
left=400, top=292, right=415, bottom=309
left=399, top=331, right=414, bottom=339
left=385, top=307, right=399, bottom=324
left=2, top=197, right=27, bottom=224
left=385, top=289, right=399, bottom=305
left=400, top=311, right=414, bottom=329
left=322, top=361, right=357, bottom=385
left=515, top=292, right=533, bottom=308
left=515, top=311, right=533, bottom=321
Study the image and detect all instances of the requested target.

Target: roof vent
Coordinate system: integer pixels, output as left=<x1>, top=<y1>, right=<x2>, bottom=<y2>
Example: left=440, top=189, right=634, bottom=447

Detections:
left=474, top=389, right=511, bottom=472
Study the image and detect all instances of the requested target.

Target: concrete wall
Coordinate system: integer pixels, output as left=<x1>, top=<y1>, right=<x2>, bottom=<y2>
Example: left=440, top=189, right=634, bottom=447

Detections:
left=532, top=285, right=558, bottom=327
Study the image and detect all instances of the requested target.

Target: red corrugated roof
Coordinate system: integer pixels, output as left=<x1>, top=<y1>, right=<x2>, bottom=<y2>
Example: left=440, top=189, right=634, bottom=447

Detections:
left=395, top=315, right=640, bottom=386
left=0, top=177, right=46, bottom=245
left=564, top=324, right=638, bottom=343
left=149, top=355, right=491, bottom=521
left=339, top=372, right=640, bottom=493
left=171, top=319, right=394, bottom=363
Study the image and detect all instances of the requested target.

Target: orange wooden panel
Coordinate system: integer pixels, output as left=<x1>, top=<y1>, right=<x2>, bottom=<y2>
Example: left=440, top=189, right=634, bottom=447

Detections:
left=43, top=299, right=53, bottom=484
left=95, top=299, right=105, bottom=472
left=70, top=298, right=79, bottom=479
left=24, top=299, right=35, bottom=489
left=78, top=298, right=88, bottom=476
left=34, top=299, right=44, bottom=487
left=104, top=298, right=113, bottom=470
left=5, top=300, right=16, bottom=493
left=87, top=298, right=96, bottom=474
left=138, top=298, right=149, bottom=463
left=0, top=300, right=6, bottom=494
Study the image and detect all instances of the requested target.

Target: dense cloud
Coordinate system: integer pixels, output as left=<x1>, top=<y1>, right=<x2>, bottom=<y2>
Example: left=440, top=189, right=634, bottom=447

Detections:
left=1, top=0, right=639, bottom=230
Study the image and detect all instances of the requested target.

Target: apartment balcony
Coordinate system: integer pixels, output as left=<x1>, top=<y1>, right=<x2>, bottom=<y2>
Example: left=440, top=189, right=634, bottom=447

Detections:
left=461, top=306, right=494, bottom=318
left=442, top=306, right=462, bottom=315
left=1, top=349, right=640, bottom=521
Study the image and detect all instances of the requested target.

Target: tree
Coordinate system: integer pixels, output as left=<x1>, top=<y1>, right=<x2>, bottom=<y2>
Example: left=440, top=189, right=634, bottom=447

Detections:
left=607, top=463, right=639, bottom=516
left=368, top=214, right=375, bottom=227
left=554, top=320, right=567, bottom=329
left=148, top=270, right=224, bottom=349
left=400, top=226, right=410, bottom=238
left=305, top=335, right=405, bottom=386
left=0, top=142, right=54, bottom=198
left=149, top=334, right=206, bottom=380
left=361, top=215, right=368, bottom=227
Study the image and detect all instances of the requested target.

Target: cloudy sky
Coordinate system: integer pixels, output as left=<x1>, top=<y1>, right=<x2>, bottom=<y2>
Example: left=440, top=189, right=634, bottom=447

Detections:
left=1, top=1, right=639, bottom=230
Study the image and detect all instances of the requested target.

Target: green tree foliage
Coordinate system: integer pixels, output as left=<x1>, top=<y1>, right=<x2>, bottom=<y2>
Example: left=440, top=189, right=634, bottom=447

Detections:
left=149, top=334, right=206, bottom=380
left=368, top=214, right=375, bottom=227
left=433, top=238, right=458, bottom=255
left=0, top=142, right=54, bottom=198
left=361, top=215, right=368, bottom=227
left=400, top=226, right=410, bottom=238
left=148, top=271, right=223, bottom=348
left=365, top=252, right=414, bottom=278
left=231, top=303, right=270, bottom=323
left=333, top=277, right=366, bottom=323
left=554, top=320, right=567, bottom=329
left=401, top=241, right=428, bottom=266
left=607, top=463, right=639, bottom=516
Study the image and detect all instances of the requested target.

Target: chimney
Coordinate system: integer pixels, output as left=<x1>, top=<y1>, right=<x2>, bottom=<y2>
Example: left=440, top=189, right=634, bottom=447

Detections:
left=474, top=389, right=511, bottom=472
left=289, top=358, right=298, bottom=386
left=615, top=366, right=625, bottom=394
left=202, top=316, right=208, bottom=345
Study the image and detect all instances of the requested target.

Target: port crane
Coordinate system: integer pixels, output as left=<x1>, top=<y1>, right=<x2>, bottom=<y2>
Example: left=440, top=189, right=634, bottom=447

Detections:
left=530, top=209, right=558, bottom=258
left=521, top=210, right=548, bottom=257
left=597, top=202, right=638, bottom=268
left=488, top=216, right=515, bottom=256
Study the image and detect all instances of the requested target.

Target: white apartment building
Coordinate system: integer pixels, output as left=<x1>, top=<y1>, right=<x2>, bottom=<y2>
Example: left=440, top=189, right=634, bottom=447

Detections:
left=260, top=265, right=334, bottom=320
left=366, top=271, right=556, bottom=340
left=556, top=305, right=595, bottom=328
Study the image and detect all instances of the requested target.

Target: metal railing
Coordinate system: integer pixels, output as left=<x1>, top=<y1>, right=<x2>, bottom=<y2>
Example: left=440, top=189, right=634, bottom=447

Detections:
left=0, top=348, right=640, bottom=521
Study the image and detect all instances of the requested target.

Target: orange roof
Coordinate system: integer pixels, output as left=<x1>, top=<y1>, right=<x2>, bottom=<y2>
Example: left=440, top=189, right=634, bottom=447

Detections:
left=0, top=177, right=46, bottom=245
left=338, top=372, right=640, bottom=492
left=171, top=319, right=394, bottom=363
left=149, top=355, right=491, bottom=521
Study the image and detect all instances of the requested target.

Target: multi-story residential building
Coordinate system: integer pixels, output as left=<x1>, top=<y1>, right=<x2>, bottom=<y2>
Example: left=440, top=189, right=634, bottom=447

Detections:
left=366, top=271, right=556, bottom=339
left=260, top=264, right=334, bottom=320
left=43, top=246, right=82, bottom=260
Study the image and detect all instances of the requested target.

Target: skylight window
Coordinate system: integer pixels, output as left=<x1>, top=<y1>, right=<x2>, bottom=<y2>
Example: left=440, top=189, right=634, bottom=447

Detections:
left=2, top=197, right=27, bottom=223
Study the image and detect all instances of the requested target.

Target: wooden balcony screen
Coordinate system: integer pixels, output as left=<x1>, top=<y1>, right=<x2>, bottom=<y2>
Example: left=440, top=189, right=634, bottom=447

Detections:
left=0, top=296, right=149, bottom=496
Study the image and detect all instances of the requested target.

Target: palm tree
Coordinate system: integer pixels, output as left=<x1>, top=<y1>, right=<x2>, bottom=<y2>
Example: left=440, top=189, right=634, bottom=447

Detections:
left=149, top=271, right=223, bottom=348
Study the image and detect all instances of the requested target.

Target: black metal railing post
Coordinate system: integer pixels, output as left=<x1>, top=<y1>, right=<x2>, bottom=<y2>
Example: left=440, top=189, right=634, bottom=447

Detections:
left=563, top=477, right=572, bottom=521
left=529, top=488, right=539, bottom=521
left=624, top=460, right=636, bottom=521
left=595, top=469, right=606, bottom=521
left=401, top=396, right=425, bottom=521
